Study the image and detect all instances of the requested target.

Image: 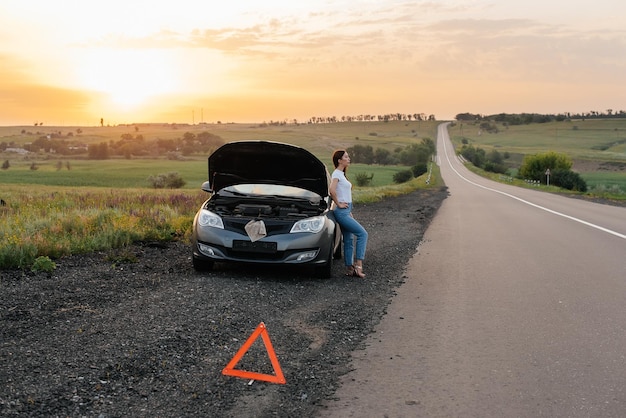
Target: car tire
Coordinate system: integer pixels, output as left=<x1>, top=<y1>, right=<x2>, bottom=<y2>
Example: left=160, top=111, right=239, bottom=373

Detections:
left=192, top=256, right=214, bottom=271
left=333, top=240, right=342, bottom=259
left=315, top=246, right=333, bottom=279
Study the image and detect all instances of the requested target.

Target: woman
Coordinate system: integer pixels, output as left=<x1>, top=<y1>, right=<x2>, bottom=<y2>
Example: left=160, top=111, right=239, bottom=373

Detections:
left=329, top=149, right=368, bottom=278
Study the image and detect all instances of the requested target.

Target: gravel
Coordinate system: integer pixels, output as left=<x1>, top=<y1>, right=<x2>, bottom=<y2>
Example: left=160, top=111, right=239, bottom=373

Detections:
left=0, top=187, right=448, bottom=418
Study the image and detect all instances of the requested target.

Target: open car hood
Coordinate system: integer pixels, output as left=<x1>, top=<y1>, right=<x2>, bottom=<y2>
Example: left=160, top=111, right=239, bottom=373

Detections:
left=207, top=141, right=330, bottom=197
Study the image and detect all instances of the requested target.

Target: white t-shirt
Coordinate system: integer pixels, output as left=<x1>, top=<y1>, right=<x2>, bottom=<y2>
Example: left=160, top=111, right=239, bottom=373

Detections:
left=331, top=169, right=352, bottom=203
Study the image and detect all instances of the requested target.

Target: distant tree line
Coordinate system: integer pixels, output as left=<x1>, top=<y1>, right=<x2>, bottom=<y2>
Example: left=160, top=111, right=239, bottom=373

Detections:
left=1, top=131, right=226, bottom=160
left=456, top=110, right=626, bottom=124
left=347, top=138, right=435, bottom=166
left=259, top=112, right=436, bottom=126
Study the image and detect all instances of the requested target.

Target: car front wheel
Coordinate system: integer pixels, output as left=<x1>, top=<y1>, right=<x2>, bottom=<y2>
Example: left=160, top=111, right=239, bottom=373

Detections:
left=315, top=246, right=333, bottom=279
left=193, top=255, right=214, bottom=272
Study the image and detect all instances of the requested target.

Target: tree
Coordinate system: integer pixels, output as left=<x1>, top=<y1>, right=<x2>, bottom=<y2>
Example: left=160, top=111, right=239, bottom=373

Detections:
left=518, top=151, right=572, bottom=181
left=373, top=148, right=393, bottom=165
left=182, top=132, right=196, bottom=144
left=460, top=145, right=486, bottom=167
left=88, top=142, right=110, bottom=160
left=347, top=144, right=374, bottom=164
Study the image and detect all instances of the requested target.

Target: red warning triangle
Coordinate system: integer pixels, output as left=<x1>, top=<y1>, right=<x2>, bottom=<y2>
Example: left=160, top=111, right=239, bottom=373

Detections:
left=222, top=322, right=286, bottom=384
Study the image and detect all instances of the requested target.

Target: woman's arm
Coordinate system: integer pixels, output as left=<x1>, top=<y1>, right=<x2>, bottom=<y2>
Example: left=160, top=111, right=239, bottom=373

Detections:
left=329, top=178, right=348, bottom=208
left=329, top=177, right=339, bottom=205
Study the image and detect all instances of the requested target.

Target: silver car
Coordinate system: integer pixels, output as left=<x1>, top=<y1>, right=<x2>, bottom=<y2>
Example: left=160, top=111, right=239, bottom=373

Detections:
left=191, top=141, right=341, bottom=278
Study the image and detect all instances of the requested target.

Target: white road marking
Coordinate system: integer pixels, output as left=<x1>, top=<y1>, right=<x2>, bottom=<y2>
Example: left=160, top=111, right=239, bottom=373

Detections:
left=440, top=128, right=626, bottom=241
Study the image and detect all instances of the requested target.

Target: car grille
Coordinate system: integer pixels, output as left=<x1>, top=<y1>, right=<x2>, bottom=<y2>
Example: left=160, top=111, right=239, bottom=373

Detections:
left=224, top=218, right=293, bottom=236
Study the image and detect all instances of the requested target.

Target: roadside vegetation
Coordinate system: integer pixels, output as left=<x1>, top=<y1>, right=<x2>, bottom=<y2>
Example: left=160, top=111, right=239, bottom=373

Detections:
left=0, top=185, right=202, bottom=269
left=449, top=114, right=626, bottom=200
left=0, top=120, right=441, bottom=270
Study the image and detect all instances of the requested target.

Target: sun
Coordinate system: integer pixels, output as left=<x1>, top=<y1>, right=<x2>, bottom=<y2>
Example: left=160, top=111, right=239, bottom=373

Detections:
left=76, top=49, right=179, bottom=110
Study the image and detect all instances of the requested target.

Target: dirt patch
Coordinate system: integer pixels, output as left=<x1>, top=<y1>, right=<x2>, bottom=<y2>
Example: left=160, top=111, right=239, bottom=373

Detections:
left=1, top=187, right=448, bottom=417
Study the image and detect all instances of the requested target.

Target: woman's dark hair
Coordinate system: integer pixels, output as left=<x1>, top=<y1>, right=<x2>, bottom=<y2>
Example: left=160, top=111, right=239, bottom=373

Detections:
left=332, top=149, right=348, bottom=175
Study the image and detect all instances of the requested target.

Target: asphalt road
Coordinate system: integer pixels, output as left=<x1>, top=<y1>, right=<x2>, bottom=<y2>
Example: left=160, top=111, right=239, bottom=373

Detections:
left=320, top=123, right=626, bottom=417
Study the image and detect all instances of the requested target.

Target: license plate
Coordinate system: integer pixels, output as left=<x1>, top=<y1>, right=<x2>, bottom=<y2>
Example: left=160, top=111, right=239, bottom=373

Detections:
left=232, top=240, right=277, bottom=253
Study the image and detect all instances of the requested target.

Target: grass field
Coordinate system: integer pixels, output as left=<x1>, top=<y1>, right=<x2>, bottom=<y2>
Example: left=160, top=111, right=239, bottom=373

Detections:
left=0, top=158, right=423, bottom=190
left=447, top=118, right=626, bottom=194
left=2, top=119, right=434, bottom=154
left=449, top=118, right=626, bottom=160
left=1, top=120, right=437, bottom=188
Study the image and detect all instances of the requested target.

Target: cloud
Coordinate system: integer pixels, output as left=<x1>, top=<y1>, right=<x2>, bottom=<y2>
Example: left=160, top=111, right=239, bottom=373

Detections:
left=412, top=18, right=626, bottom=84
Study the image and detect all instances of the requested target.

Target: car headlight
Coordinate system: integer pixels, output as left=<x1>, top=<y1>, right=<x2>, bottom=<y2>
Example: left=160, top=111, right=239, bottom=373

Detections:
left=197, top=209, right=224, bottom=229
left=290, top=216, right=325, bottom=234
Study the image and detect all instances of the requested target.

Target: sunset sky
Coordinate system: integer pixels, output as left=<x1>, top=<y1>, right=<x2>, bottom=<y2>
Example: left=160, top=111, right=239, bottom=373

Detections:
left=1, top=0, right=625, bottom=126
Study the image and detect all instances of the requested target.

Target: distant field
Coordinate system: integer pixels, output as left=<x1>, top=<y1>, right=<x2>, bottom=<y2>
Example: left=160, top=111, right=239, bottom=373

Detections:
left=448, top=118, right=626, bottom=194
left=448, top=118, right=626, bottom=161
left=1, top=120, right=435, bottom=152
left=3, top=118, right=624, bottom=192
left=0, top=158, right=409, bottom=190
left=1, top=120, right=438, bottom=189
left=582, top=171, right=626, bottom=191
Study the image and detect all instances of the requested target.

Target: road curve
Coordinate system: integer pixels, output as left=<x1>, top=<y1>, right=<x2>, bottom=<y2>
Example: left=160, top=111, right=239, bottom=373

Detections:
left=320, top=123, right=626, bottom=417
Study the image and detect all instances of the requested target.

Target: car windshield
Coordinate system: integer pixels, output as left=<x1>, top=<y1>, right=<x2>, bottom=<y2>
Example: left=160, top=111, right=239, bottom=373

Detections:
left=222, top=184, right=322, bottom=203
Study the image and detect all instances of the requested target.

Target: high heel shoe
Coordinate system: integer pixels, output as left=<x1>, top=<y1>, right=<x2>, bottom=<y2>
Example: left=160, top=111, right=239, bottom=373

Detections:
left=352, top=265, right=366, bottom=278
left=345, top=266, right=355, bottom=276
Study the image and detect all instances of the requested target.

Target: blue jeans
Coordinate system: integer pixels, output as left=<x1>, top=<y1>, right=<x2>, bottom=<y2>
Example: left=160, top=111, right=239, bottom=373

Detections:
left=334, top=203, right=368, bottom=266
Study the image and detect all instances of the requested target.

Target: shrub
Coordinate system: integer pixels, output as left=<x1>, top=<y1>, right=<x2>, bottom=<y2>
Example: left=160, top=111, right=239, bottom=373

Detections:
left=461, top=145, right=486, bottom=167
left=31, top=256, right=56, bottom=273
left=393, top=169, right=413, bottom=184
left=411, top=163, right=428, bottom=177
left=484, top=161, right=508, bottom=174
left=148, top=172, right=186, bottom=189
left=551, top=169, right=588, bottom=192
left=354, top=172, right=374, bottom=187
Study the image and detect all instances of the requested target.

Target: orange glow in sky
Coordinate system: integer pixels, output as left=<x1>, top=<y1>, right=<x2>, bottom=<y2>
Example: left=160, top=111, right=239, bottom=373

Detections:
left=1, top=0, right=625, bottom=125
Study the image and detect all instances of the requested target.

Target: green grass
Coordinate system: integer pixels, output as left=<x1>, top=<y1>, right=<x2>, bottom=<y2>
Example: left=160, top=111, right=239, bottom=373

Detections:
left=1, top=120, right=439, bottom=188
left=0, top=184, right=205, bottom=269
left=450, top=119, right=626, bottom=160
left=448, top=119, right=626, bottom=195
left=0, top=158, right=417, bottom=189
left=582, top=172, right=626, bottom=198
left=0, top=158, right=209, bottom=189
